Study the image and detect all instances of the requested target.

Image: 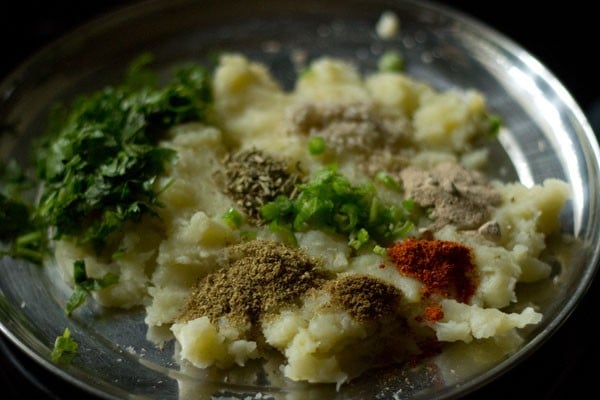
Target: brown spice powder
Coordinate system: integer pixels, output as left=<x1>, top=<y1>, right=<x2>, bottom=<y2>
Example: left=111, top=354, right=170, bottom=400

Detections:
left=324, top=274, right=403, bottom=322
left=177, top=240, right=328, bottom=328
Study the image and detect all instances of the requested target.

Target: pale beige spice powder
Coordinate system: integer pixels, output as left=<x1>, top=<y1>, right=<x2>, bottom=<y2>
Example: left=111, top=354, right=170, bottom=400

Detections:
left=400, top=161, right=502, bottom=231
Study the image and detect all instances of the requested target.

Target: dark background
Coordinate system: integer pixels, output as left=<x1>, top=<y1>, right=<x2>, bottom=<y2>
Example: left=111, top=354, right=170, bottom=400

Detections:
left=0, top=1, right=598, bottom=399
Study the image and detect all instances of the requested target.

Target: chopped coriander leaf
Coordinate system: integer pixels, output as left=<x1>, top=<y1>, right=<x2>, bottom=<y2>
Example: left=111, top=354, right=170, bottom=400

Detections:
left=260, top=167, right=415, bottom=249
left=33, top=57, right=213, bottom=255
left=66, top=286, right=89, bottom=317
left=487, top=113, right=502, bottom=136
left=378, top=50, right=404, bottom=72
left=308, top=136, right=326, bottom=155
left=66, top=260, right=119, bottom=315
left=50, top=328, right=78, bottom=365
left=222, top=208, right=244, bottom=228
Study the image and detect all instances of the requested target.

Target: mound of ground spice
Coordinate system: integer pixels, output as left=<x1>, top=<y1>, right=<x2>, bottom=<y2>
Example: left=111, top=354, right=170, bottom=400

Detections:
left=399, top=161, right=501, bottom=231
left=387, top=238, right=477, bottom=303
left=288, top=102, right=385, bottom=153
left=221, top=148, right=303, bottom=222
left=177, top=240, right=328, bottom=329
left=324, top=274, right=403, bottom=322
left=286, top=102, right=412, bottom=172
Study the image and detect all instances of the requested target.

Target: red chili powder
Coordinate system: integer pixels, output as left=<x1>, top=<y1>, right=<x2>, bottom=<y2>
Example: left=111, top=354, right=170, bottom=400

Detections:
left=420, top=304, right=445, bottom=323
left=387, top=238, right=478, bottom=303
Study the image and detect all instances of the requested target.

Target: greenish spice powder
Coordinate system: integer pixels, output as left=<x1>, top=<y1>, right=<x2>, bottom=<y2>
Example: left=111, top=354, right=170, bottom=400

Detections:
left=178, top=240, right=328, bottom=329
left=221, top=149, right=303, bottom=222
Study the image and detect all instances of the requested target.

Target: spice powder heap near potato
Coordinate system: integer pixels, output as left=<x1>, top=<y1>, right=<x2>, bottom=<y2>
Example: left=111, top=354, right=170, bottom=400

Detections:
left=53, top=53, right=570, bottom=387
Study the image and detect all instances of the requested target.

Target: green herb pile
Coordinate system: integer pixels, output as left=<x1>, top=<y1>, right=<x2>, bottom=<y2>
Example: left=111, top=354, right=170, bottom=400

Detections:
left=35, top=55, right=212, bottom=255
left=50, top=328, right=78, bottom=365
left=3, top=56, right=212, bottom=258
left=1, top=54, right=213, bottom=323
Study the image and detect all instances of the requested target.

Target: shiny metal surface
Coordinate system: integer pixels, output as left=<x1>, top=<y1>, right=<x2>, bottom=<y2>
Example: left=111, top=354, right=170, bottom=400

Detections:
left=1, top=0, right=599, bottom=399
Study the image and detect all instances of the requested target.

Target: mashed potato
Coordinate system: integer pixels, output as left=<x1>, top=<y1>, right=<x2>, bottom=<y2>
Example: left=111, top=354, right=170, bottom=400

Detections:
left=55, top=53, right=570, bottom=388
